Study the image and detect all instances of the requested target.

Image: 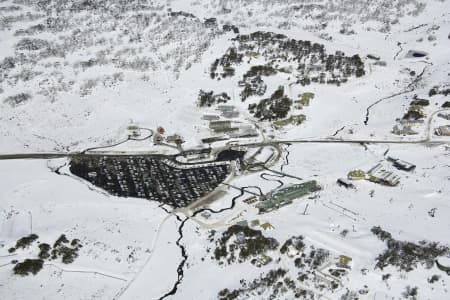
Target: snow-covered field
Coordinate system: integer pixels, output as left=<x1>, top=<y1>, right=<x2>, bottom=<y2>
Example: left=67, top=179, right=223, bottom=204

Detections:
left=1, top=0, right=450, bottom=299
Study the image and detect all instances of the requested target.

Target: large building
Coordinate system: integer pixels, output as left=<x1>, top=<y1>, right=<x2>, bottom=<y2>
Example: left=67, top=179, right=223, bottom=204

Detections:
left=209, top=120, right=239, bottom=133
left=209, top=120, right=231, bottom=130
left=256, top=181, right=321, bottom=213
left=367, top=163, right=400, bottom=186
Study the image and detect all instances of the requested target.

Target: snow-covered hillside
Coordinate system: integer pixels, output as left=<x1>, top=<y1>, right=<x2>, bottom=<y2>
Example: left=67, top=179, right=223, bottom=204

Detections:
left=1, top=0, right=450, bottom=299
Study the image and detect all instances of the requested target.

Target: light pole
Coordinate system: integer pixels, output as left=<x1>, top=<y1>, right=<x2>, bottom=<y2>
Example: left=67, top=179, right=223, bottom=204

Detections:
left=28, top=211, right=33, bottom=234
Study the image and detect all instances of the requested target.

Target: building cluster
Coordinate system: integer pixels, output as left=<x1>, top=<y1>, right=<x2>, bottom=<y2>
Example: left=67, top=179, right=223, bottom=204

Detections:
left=70, top=156, right=231, bottom=208
left=202, top=115, right=258, bottom=145
left=392, top=101, right=427, bottom=136
left=255, top=181, right=321, bottom=214
left=153, top=126, right=185, bottom=149
left=202, top=105, right=240, bottom=126
left=347, top=163, right=401, bottom=187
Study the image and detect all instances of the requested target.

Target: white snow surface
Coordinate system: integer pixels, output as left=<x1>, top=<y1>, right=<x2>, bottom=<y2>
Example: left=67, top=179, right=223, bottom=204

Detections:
left=1, top=0, right=450, bottom=299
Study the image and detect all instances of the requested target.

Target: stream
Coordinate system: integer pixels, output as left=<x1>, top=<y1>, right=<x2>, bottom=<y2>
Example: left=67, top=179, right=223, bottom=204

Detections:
left=158, top=185, right=261, bottom=299
left=364, top=62, right=431, bottom=125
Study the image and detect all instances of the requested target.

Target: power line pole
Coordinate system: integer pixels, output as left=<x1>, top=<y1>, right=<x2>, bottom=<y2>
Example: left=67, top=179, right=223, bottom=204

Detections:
left=28, top=211, right=33, bottom=234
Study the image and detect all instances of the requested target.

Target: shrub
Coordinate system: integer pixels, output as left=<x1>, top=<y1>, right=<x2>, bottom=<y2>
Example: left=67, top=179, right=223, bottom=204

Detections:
left=3, top=93, right=32, bottom=106
left=38, top=243, right=51, bottom=259
left=15, top=38, right=50, bottom=51
left=15, top=234, right=39, bottom=249
left=13, top=259, right=44, bottom=276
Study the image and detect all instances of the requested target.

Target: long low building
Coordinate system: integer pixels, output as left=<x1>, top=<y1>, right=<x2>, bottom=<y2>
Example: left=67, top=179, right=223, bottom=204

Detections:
left=256, top=181, right=321, bottom=213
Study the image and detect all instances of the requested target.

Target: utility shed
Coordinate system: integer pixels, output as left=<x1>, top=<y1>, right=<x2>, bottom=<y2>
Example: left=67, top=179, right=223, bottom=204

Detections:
left=387, top=157, right=416, bottom=172
left=337, top=178, right=354, bottom=188
left=367, top=54, right=380, bottom=60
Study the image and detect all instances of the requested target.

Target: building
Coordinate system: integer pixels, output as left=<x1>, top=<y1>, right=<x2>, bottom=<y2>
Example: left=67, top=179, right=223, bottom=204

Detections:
left=217, top=105, right=236, bottom=112
left=435, top=125, right=450, bottom=136
left=153, top=133, right=163, bottom=144
left=374, top=60, right=387, bottom=66
left=337, top=255, right=353, bottom=269
left=337, top=178, right=355, bottom=188
left=250, top=219, right=260, bottom=227
left=130, top=129, right=141, bottom=138
left=260, top=222, right=274, bottom=230
left=308, top=64, right=323, bottom=72
left=166, top=134, right=182, bottom=143
left=202, top=114, right=220, bottom=121
left=209, top=120, right=239, bottom=133
left=182, top=147, right=211, bottom=156
left=201, top=135, right=229, bottom=144
left=387, top=157, right=416, bottom=172
left=392, top=125, right=418, bottom=135
left=347, top=170, right=366, bottom=180
left=405, top=50, right=428, bottom=58
left=367, top=54, right=380, bottom=60
left=222, top=110, right=240, bottom=119
left=201, top=211, right=211, bottom=219
left=437, top=113, right=450, bottom=120
left=399, top=119, right=424, bottom=126
left=229, top=128, right=259, bottom=139
left=209, top=120, right=231, bottom=130
left=367, top=163, right=400, bottom=186
left=243, top=196, right=258, bottom=204
left=157, top=126, right=165, bottom=134
left=253, top=254, right=272, bottom=267
left=256, top=181, right=321, bottom=213
left=236, top=220, right=248, bottom=227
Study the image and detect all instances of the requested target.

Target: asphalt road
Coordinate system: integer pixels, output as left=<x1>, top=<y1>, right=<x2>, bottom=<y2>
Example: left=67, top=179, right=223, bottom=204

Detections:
left=0, top=137, right=447, bottom=161
left=1, top=109, right=449, bottom=161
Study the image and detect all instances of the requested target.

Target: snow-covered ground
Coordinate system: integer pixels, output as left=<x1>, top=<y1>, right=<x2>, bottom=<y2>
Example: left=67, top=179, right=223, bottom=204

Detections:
left=0, top=159, right=177, bottom=300
left=1, top=0, right=450, bottom=299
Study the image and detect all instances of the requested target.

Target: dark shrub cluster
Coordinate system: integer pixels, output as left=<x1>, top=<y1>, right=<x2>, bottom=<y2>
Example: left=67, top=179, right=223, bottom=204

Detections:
left=280, top=235, right=305, bottom=255
left=15, top=233, right=39, bottom=249
left=3, top=93, right=32, bottom=106
left=10, top=234, right=82, bottom=276
left=198, top=90, right=230, bottom=107
left=213, top=225, right=279, bottom=264
left=252, top=86, right=293, bottom=121
left=371, top=226, right=449, bottom=272
left=210, top=31, right=366, bottom=86
left=13, top=259, right=44, bottom=276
